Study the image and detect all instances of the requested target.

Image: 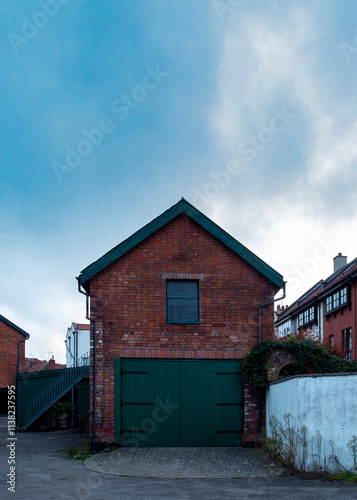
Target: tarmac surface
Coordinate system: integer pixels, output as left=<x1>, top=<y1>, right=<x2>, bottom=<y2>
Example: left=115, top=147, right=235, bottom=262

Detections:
left=1, top=418, right=357, bottom=499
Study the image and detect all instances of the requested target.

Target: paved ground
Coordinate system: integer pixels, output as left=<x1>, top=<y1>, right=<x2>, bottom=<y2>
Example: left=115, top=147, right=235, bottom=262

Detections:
left=85, top=446, right=284, bottom=478
left=1, top=418, right=357, bottom=499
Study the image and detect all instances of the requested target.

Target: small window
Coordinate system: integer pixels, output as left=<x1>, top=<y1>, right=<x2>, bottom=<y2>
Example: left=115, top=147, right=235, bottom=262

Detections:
left=333, top=292, right=339, bottom=309
left=166, top=280, right=199, bottom=323
left=343, top=328, right=352, bottom=360
left=298, top=312, right=303, bottom=327
left=325, top=286, right=349, bottom=315
left=298, top=306, right=315, bottom=328
left=329, top=334, right=334, bottom=348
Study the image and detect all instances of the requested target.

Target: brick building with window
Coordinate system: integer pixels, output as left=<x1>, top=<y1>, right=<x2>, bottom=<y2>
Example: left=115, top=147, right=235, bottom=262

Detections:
left=276, top=253, right=357, bottom=361
left=77, top=199, right=284, bottom=448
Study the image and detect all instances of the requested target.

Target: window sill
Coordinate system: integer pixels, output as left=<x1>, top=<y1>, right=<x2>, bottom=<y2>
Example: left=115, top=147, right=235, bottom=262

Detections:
left=298, top=321, right=317, bottom=329
left=166, top=322, right=201, bottom=325
left=325, top=304, right=348, bottom=318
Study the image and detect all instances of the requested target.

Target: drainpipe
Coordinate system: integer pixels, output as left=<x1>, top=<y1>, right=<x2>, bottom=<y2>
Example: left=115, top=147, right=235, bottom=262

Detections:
left=18, top=335, right=29, bottom=374
left=74, top=325, right=78, bottom=368
left=317, top=300, right=322, bottom=344
left=258, top=281, right=286, bottom=344
left=77, top=277, right=97, bottom=454
left=257, top=282, right=286, bottom=434
left=65, top=338, right=75, bottom=367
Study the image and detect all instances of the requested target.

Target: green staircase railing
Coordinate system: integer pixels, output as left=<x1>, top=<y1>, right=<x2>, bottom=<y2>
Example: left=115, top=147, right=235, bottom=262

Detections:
left=21, top=365, right=89, bottom=430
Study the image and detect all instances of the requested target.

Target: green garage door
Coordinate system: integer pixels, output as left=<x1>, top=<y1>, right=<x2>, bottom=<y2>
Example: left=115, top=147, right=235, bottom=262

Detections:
left=115, top=359, right=243, bottom=447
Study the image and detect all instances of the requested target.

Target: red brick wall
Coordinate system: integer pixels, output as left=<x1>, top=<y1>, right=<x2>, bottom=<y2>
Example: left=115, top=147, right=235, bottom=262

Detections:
left=323, top=283, right=357, bottom=360
left=87, top=214, right=276, bottom=444
left=0, top=321, right=26, bottom=388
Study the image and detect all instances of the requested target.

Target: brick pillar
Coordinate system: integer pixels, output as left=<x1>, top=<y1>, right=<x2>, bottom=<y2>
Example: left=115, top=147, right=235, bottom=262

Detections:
left=243, top=381, right=261, bottom=444
left=48, top=355, right=55, bottom=370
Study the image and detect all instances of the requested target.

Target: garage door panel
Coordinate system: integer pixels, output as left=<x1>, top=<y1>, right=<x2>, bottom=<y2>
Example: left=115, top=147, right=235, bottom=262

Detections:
left=121, top=360, right=180, bottom=447
left=181, top=363, right=215, bottom=447
left=214, top=405, right=243, bottom=446
left=212, top=363, right=242, bottom=445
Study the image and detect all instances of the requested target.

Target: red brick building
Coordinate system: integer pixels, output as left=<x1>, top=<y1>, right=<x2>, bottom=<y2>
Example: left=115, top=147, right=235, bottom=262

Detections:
left=0, top=315, right=29, bottom=388
left=77, top=199, right=284, bottom=447
left=25, top=355, right=65, bottom=373
left=276, top=254, right=357, bottom=361
left=0, top=314, right=30, bottom=414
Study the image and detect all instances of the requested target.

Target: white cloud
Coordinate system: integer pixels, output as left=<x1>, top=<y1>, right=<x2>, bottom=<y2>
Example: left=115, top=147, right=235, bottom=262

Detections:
left=203, top=3, right=357, bottom=306
left=307, top=120, right=357, bottom=186
left=0, top=237, right=87, bottom=364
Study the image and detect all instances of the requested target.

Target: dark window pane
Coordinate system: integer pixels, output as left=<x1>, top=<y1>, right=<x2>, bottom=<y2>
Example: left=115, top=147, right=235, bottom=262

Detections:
left=166, top=280, right=199, bottom=323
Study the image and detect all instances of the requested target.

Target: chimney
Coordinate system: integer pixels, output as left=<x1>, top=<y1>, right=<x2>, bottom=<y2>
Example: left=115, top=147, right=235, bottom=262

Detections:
left=333, top=253, right=347, bottom=272
left=49, top=355, right=55, bottom=370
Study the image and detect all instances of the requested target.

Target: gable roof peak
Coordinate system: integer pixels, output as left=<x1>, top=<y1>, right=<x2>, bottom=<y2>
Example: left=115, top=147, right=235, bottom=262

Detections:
left=78, top=199, right=284, bottom=292
left=0, top=314, right=30, bottom=338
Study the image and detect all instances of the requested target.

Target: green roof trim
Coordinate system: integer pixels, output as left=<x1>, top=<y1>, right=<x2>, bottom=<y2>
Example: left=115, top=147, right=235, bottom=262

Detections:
left=0, top=314, right=30, bottom=338
left=78, top=199, right=284, bottom=291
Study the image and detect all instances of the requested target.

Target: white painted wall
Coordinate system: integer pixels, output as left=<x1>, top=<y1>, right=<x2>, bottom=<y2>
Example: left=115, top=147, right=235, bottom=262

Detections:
left=266, top=374, right=357, bottom=472
left=277, top=319, right=292, bottom=338
left=65, top=323, right=90, bottom=367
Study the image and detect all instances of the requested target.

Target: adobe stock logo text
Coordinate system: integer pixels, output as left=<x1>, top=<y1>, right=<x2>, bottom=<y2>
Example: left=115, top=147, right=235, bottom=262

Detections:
left=7, top=0, right=71, bottom=54
left=52, top=65, right=169, bottom=182
left=193, top=106, right=295, bottom=206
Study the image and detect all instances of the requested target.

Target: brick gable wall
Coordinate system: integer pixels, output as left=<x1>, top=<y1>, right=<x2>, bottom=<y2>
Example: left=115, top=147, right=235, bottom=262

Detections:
left=0, top=321, right=25, bottom=388
left=87, top=214, right=276, bottom=443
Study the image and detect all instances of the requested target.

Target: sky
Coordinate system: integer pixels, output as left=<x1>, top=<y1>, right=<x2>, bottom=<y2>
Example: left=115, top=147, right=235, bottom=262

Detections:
left=1, top=0, right=357, bottom=364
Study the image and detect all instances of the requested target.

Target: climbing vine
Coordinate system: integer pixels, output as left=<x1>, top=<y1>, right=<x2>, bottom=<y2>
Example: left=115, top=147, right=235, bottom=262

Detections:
left=241, top=338, right=357, bottom=388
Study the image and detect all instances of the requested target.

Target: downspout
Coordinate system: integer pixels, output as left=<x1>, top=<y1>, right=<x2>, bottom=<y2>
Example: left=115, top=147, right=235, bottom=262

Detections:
left=258, top=281, right=286, bottom=344
left=257, top=281, right=286, bottom=434
left=75, top=325, right=78, bottom=368
left=350, top=275, right=357, bottom=361
left=317, top=299, right=322, bottom=344
left=77, top=277, right=97, bottom=454
left=65, top=339, right=75, bottom=367
left=18, top=335, right=29, bottom=374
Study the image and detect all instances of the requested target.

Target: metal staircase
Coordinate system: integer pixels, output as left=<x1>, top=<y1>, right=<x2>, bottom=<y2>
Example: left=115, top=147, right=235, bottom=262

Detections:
left=21, top=365, right=89, bottom=430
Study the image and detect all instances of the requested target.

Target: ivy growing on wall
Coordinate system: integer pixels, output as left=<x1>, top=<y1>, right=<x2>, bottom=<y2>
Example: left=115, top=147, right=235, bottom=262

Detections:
left=242, top=339, right=357, bottom=388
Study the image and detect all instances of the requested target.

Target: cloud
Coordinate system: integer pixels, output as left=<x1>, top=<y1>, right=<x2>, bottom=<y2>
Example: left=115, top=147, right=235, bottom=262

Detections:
left=200, top=2, right=357, bottom=304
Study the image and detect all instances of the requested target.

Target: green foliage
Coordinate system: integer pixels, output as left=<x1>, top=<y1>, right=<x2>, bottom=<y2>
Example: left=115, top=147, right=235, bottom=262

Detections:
left=330, top=472, right=357, bottom=482
left=49, top=401, right=75, bottom=418
left=242, top=339, right=357, bottom=387
left=65, top=440, right=92, bottom=462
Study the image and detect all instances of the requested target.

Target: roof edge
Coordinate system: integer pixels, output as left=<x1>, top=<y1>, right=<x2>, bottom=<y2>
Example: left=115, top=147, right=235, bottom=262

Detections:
left=276, top=262, right=357, bottom=323
left=78, top=199, right=284, bottom=291
left=0, top=314, right=30, bottom=338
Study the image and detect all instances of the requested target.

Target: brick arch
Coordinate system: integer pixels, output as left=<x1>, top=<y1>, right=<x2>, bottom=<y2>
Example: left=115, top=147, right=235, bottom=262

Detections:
left=267, top=350, right=299, bottom=382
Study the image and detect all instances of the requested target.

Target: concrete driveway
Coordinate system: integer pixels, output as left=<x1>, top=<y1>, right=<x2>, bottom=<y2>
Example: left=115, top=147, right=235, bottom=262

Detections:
left=1, top=418, right=357, bottom=499
left=85, top=446, right=284, bottom=478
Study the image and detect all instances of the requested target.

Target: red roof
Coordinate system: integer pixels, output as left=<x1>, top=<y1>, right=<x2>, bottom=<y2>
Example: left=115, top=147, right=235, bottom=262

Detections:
left=25, top=358, right=66, bottom=372
left=75, top=323, right=90, bottom=330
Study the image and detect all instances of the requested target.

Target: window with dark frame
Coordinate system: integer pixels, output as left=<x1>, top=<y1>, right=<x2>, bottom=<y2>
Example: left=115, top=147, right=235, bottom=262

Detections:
left=325, top=286, right=348, bottom=315
left=166, top=280, right=199, bottom=324
left=298, top=306, right=316, bottom=328
left=342, top=327, right=352, bottom=361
